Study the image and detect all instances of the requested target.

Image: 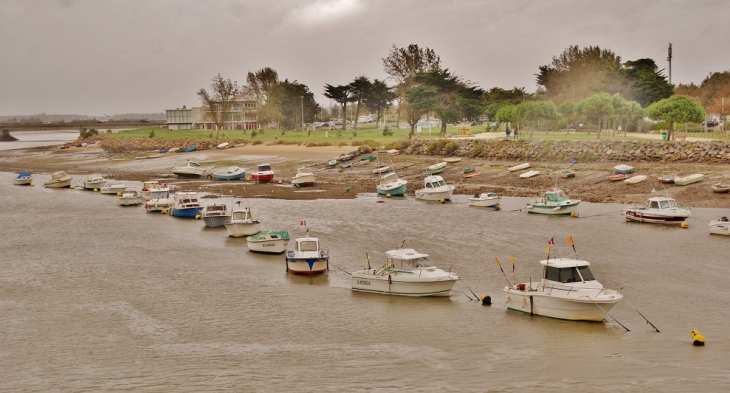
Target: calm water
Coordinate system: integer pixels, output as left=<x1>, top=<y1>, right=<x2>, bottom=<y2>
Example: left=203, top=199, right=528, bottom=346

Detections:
left=0, top=130, right=80, bottom=151
left=1, top=171, right=729, bottom=392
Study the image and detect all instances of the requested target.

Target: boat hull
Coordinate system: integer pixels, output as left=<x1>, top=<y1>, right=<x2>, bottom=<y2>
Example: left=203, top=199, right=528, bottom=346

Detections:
left=172, top=170, right=204, bottom=178
left=708, top=219, right=730, bottom=235
left=43, top=179, right=71, bottom=188
left=468, top=194, right=500, bottom=207
left=169, top=207, right=202, bottom=218
left=415, top=187, right=454, bottom=201
left=247, top=238, right=289, bottom=254
left=202, top=215, right=232, bottom=228
left=376, top=182, right=407, bottom=196
left=100, top=185, right=126, bottom=194
left=624, top=209, right=689, bottom=224
left=144, top=198, right=174, bottom=212
left=674, top=174, right=704, bottom=186
left=504, top=288, right=621, bottom=322
left=508, top=163, right=530, bottom=172
left=526, top=202, right=580, bottom=215
left=285, top=258, right=328, bottom=275
left=212, top=172, right=246, bottom=180
left=224, top=221, right=262, bottom=237
left=14, top=178, right=32, bottom=186
left=613, top=165, right=634, bottom=174
left=292, top=174, right=316, bottom=186
left=351, top=273, right=457, bottom=297
left=82, top=180, right=106, bottom=190
left=251, top=174, right=274, bottom=182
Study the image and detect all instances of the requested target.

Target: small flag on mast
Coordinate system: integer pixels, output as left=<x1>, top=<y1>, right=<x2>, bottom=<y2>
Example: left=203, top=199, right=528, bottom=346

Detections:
left=548, top=237, right=554, bottom=245
left=300, top=220, right=306, bottom=226
left=566, top=236, right=573, bottom=245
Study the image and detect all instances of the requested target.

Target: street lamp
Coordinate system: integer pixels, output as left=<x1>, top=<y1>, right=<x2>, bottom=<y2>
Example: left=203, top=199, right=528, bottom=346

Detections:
left=300, top=96, right=304, bottom=131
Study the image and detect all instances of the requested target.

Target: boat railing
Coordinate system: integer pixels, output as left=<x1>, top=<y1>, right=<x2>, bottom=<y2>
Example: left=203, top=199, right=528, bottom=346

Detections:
left=596, top=277, right=625, bottom=291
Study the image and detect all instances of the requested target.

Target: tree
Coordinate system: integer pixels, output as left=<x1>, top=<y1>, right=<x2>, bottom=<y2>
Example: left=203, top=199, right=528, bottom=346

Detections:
left=645, top=95, right=705, bottom=140
left=517, top=100, right=560, bottom=134
left=364, top=79, right=396, bottom=126
left=576, top=93, right=615, bottom=139
left=495, top=104, right=519, bottom=125
left=536, top=45, right=623, bottom=103
left=348, top=76, right=371, bottom=130
left=382, top=44, right=441, bottom=132
left=272, top=80, right=319, bottom=130
left=244, top=67, right=282, bottom=127
left=323, top=84, right=351, bottom=130
left=197, top=73, right=241, bottom=138
left=623, top=59, right=674, bottom=107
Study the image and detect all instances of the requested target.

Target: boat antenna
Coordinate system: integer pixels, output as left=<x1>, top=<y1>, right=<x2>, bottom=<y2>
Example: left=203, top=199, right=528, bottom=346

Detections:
left=366, top=252, right=371, bottom=270
left=494, top=257, right=512, bottom=287
left=398, top=239, right=406, bottom=249
left=509, top=255, right=516, bottom=285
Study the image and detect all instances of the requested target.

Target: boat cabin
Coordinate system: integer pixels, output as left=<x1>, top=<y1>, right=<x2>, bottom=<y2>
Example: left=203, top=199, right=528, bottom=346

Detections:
left=541, top=258, right=596, bottom=284
left=174, top=192, right=200, bottom=207
left=423, top=175, right=447, bottom=189
left=231, top=208, right=254, bottom=221
left=142, top=180, right=159, bottom=190
left=149, top=189, right=170, bottom=199
left=384, top=248, right=435, bottom=271
left=257, top=164, right=272, bottom=172
left=646, top=197, right=677, bottom=209
left=204, top=204, right=228, bottom=216
left=544, top=188, right=570, bottom=203
left=187, top=161, right=201, bottom=168
left=295, top=238, right=319, bottom=252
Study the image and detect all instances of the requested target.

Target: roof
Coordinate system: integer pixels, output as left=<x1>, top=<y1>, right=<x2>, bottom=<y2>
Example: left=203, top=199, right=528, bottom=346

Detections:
left=540, top=257, right=591, bottom=268
left=647, top=196, right=676, bottom=202
left=423, top=175, right=445, bottom=183
left=385, top=248, right=430, bottom=260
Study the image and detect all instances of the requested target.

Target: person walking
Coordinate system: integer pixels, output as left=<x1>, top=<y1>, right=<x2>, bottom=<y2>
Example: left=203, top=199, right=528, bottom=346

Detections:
left=505, top=126, right=511, bottom=140
left=513, top=126, right=519, bottom=139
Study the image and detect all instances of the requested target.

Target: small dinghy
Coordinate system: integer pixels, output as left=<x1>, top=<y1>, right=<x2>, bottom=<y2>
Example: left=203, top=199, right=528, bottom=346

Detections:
left=607, top=174, right=627, bottom=181
left=711, top=183, right=730, bottom=193
left=519, top=170, right=540, bottom=179
left=624, top=175, right=647, bottom=184
left=508, top=163, right=530, bottom=172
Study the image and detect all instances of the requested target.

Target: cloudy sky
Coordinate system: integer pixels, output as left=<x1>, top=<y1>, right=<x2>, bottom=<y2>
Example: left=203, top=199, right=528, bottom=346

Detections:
left=1, top=0, right=728, bottom=116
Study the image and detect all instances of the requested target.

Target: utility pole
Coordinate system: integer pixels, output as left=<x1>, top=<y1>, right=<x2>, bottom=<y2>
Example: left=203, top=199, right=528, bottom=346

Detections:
left=300, top=96, right=304, bottom=131
left=667, top=43, right=673, bottom=84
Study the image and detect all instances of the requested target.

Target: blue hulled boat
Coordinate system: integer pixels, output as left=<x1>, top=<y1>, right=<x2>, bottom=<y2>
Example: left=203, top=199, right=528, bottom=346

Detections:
left=169, top=192, right=203, bottom=218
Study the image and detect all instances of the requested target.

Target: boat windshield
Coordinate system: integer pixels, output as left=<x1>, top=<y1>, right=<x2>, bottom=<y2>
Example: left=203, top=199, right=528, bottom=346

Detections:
left=411, top=258, right=434, bottom=269
left=577, top=266, right=595, bottom=281
left=298, top=240, right=318, bottom=251
left=557, top=190, right=567, bottom=199
left=428, top=180, right=446, bottom=188
left=545, top=266, right=583, bottom=283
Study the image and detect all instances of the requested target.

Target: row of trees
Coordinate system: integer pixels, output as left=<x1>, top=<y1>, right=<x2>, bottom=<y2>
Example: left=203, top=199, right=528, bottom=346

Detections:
left=196, top=43, right=719, bottom=135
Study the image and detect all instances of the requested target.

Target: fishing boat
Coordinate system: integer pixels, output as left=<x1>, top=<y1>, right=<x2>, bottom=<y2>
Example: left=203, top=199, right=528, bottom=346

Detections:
left=559, top=169, right=576, bottom=178
left=624, top=195, right=691, bottom=224
left=117, top=189, right=143, bottom=206
left=468, top=192, right=500, bottom=207
left=223, top=207, right=262, bottom=237
left=351, top=247, right=460, bottom=297
left=250, top=163, right=275, bottom=182
left=291, top=167, right=316, bottom=187
left=285, top=230, right=329, bottom=275
left=508, top=163, right=530, bottom=172
left=79, top=174, right=106, bottom=190
left=376, top=171, right=408, bottom=196
left=100, top=184, right=126, bottom=195
left=674, top=173, right=704, bottom=186
left=519, top=170, right=540, bottom=179
left=212, top=166, right=246, bottom=181
left=14, top=172, right=33, bottom=186
left=708, top=216, right=730, bottom=236
left=143, top=185, right=174, bottom=212
left=607, top=174, right=627, bottom=181
left=613, top=164, right=635, bottom=174
left=711, top=183, right=730, bottom=193
left=44, top=171, right=72, bottom=188
left=624, top=174, right=647, bottom=184
left=414, top=175, right=455, bottom=201
left=247, top=230, right=290, bottom=253
left=200, top=203, right=232, bottom=228
left=526, top=188, right=580, bottom=215
left=503, top=243, right=623, bottom=321
left=168, top=192, right=203, bottom=218
left=172, top=160, right=206, bottom=178
left=658, top=175, right=678, bottom=184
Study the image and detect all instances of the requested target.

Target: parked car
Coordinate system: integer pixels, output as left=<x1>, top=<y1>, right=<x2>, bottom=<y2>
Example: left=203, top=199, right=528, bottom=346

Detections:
left=329, top=118, right=343, bottom=126
left=703, top=119, right=719, bottom=127
left=140, top=119, right=150, bottom=123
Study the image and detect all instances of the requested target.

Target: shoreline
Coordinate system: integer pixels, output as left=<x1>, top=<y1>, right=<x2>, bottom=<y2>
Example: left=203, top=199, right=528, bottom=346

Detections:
left=1, top=143, right=729, bottom=208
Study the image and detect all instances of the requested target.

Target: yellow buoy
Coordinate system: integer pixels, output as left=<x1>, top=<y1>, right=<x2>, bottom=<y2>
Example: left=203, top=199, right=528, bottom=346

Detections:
left=93, top=188, right=98, bottom=192
left=70, top=185, right=75, bottom=189
left=30, top=183, right=34, bottom=186
left=229, top=189, right=233, bottom=194
left=439, top=198, right=445, bottom=203
left=681, top=222, right=689, bottom=228
left=278, top=180, right=283, bottom=184
left=386, top=193, right=391, bottom=198
left=691, top=330, right=705, bottom=346
left=117, top=191, right=122, bottom=196
left=571, top=211, right=578, bottom=218
left=480, top=294, right=492, bottom=305
left=161, top=209, right=168, bottom=214
left=195, top=214, right=201, bottom=219
left=144, top=196, right=150, bottom=201
left=495, top=205, right=501, bottom=211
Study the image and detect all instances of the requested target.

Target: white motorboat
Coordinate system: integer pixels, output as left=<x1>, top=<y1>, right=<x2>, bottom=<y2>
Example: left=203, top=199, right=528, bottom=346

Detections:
left=285, top=231, right=329, bottom=275
left=526, top=188, right=580, bottom=215
left=376, top=171, right=408, bottom=196
left=519, top=170, right=540, bottom=179
left=508, top=163, right=530, bottom=172
left=247, top=230, right=290, bottom=253
left=351, top=247, right=460, bottom=297
left=708, top=216, right=730, bottom=236
left=468, top=192, right=501, bottom=207
left=624, top=195, right=691, bottom=224
left=100, top=184, right=127, bottom=195
left=200, top=203, right=232, bottom=228
left=79, top=174, right=106, bottom=190
left=143, top=186, right=174, bottom=212
left=624, top=175, right=647, bottom=184
left=224, top=207, right=262, bottom=237
left=140, top=180, right=159, bottom=198
left=172, top=160, right=206, bottom=178
left=117, top=189, right=143, bottom=206
left=14, top=172, right=33, bottom=186
left=414, top=175, right=455, bottom=201
left=44, top=171, right=72, bottom=188
left=504, top=249, right=623, bottom=321
left=291, top=167, right=316, bottom=187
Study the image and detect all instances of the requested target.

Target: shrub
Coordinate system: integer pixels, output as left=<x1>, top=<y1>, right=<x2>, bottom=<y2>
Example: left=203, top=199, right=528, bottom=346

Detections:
left=281, top=130, right=286, bottom=136
left=352, top=130, right=357, bottom=137
left=443, top=141, right=459, bottom=155
left=471, top=143, right=484, bottom=158
left=251, top=130, right=258, bottom=138
left=149, top=130, right=156, bottom=138
left=382, top=126, right=393, bottom=136
left=426, top=139, right=450, bottom=154
left=578, top=151, right=597, bottom=162
left=251, top=139, right=263, bottom=145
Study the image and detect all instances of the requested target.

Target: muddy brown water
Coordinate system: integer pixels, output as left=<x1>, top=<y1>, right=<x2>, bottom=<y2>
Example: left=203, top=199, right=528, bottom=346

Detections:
left=1, top=172, right=729, bottom=392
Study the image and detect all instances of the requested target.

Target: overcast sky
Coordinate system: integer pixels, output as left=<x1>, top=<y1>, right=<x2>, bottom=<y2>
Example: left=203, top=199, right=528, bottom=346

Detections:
left=1, top=0, right=728, bottom=116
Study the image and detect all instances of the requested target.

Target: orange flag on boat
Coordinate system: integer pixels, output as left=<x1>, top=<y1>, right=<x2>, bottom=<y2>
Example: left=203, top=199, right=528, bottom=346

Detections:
left=566, top=236, right=574, bottom=245
left=494, top=257, right=501, bottom=265
left=509, top=256, right=515, bottom=264
left=545, top=246, right=551, bottom=254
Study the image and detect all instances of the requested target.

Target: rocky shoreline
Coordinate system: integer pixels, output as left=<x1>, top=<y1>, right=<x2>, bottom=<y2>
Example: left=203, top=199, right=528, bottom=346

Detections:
left=1, top=139, right=729, bottom=208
